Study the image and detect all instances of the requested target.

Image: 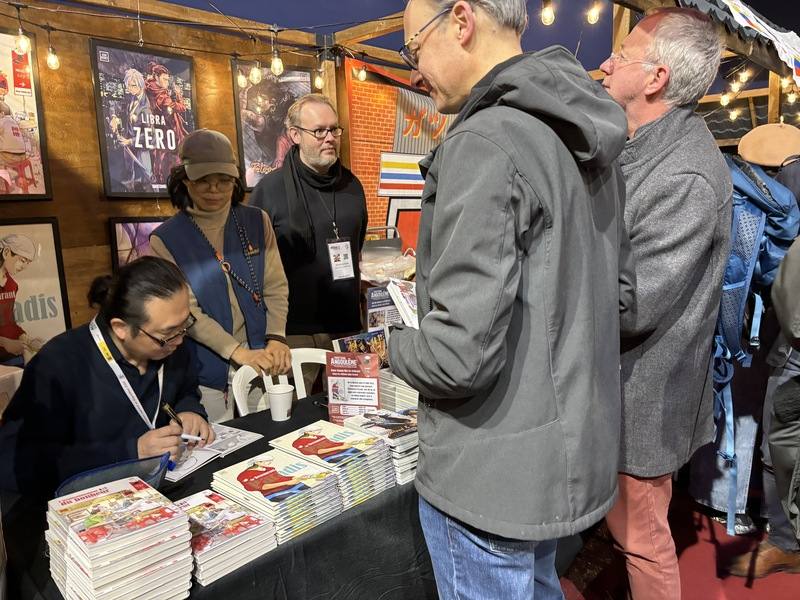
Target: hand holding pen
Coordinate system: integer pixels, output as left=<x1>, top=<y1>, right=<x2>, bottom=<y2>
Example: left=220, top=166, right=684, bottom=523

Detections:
left=162, top=402, right=216, bottom=448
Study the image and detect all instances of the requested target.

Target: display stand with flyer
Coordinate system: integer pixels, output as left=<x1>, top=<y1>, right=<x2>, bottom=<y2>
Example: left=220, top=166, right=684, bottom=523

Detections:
left=332, top=326, right=390, bottom=369
left=325, top=352, right=381, bottom=425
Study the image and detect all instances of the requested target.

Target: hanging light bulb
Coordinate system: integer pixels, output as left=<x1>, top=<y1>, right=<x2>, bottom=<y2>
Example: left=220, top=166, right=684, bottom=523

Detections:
left=237, top=70, right=247, bottom=88
left=781, top=76, right=791, bottom=90
left=720, top=93, right=730, bottom=107
left=249, top=61, right=262, bottom=85
left=587, top=1, right=601, bottom=25
left=314, top=70, right=324, bottom=90
left=14, top=27, right=30, bottom=55
left=541, top=0, right=555, bottom=26
left=789, top=92, right=798, bottom=105
left=270, top=49, right=284, bottom=76
left=357, top=63, right=367, bottom=82
left=46, top=46, right=60, bottom=70
left=730, top=80, right=741, bottom=93
left=738, top=69, right=750, bottom=83
left=728, top=109, right=739, bottom=121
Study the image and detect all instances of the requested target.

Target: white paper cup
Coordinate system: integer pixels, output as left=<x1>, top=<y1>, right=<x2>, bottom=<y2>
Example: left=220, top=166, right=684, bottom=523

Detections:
left=268, top=384, right=294, bottom=421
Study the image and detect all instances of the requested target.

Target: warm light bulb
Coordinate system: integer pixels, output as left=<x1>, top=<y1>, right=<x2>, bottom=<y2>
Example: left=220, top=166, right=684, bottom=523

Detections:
left=720, top=93, right=730, bottom=107
left=730, top=81, right=741, bottom=93
left=314, top=72, right=324, bottom=90
left=46, top=47, right=60, bottom=70
left=270, top=50, right=284, bottom=77
left=587, top=2, right=601, bottom=25
left=729, top=109, right=739, bottom=121
left=541, top=6, right=555, bottom=26
left=789, top=92, right=798, bottom=105
left=14, top=28, right=30, bottom=55
left=249, top=62, right=262, bottom=85
left=738, top=69, right=750, bottom=83
left=781, top=77, right=791, bottom=89
left=357, top=65, right=367, bottom=82
left=237, top=70, right=247, bottom=88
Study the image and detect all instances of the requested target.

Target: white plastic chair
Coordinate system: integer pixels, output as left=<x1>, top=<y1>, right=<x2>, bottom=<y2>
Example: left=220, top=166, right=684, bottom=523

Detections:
left=290, top=348, right=329, bottom=400
left=231, top=365, right=289, bottom=416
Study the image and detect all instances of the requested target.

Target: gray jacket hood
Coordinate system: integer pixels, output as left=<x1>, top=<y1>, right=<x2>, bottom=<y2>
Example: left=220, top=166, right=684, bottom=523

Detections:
left=452, top=46, right=627, bottom=169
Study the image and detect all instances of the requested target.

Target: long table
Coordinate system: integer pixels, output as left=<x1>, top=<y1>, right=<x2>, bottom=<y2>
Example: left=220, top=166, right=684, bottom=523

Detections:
left=1, top=398, right=438, bottom=599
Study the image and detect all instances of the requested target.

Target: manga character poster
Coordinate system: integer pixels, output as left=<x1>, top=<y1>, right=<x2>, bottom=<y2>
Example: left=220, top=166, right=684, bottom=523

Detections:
left=108, top=216, right=167, bottom=270
left=232, top=60, right=311, bottom=189
left=0, top=29, right=50, bottom=199
left=91, top=40, right=196, bottom=197
left=0, top=218, right=70, bottom=367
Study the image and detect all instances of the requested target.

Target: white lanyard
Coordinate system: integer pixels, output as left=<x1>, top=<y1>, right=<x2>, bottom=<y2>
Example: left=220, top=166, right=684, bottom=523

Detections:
left=89, top=318, right=163, bottom=430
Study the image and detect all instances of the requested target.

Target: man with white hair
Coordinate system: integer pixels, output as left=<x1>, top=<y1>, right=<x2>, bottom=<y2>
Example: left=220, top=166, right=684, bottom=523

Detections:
left=388, top=0, right=631, bottom=597
left=599, top=8, right=732, bottom=598
left=0, top=234, right=40, bottom=364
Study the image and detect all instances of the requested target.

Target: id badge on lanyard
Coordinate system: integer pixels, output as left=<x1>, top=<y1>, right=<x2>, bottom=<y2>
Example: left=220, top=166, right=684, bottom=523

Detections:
left=327, top=237, right=355, bottom=281
left=89, top=318, right=163, bottom=430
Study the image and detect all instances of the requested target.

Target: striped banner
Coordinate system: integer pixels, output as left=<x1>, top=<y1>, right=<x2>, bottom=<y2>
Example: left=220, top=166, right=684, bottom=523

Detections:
left=378, top=153, right=425, bottom=197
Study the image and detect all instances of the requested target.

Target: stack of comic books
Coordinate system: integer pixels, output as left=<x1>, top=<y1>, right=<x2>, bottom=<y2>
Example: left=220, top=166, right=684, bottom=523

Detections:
left=379, top=369, right=419, bottom=413
left=269, top=420, right=395, bottom=511
left=174, top=490, right=276, bottom=586
left=343, top=408, right=419, bottom=485
left=164, top=423, right=263, bottom=482
left=387, top=278, right=418, bottom=328
left=45, top=477, right=192, bottom=600
left=210, top=449, right=343, bottom=545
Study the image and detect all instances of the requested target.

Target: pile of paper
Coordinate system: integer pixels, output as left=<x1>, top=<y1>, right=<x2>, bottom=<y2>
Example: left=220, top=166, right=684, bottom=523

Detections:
left=211, top=450, right=342, bottom=544
left=270, top=420, right=395, bottom=510
left=344, top=408, right=418, bottom=485
left=46, top=477, right=192, bottom=600
left=174, top=490, right=276, bottom=586
left=379, top=369, right=419, bottom=413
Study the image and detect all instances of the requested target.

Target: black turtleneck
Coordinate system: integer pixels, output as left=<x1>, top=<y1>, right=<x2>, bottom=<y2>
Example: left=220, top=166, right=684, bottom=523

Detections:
left=249, top=148, right=368, bottom=336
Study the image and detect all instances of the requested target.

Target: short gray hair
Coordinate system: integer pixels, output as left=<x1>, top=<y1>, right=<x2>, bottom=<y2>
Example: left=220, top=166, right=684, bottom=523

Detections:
left=124, top=68, right=145, bottom=91
left=285, top=93, right=338, bottom=130
left=643, top=8, right=722, bottom=107
left=427, top=0, right=528, bottom=36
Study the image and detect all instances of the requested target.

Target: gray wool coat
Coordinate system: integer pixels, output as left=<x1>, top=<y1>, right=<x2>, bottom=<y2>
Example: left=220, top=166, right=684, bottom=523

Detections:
left=619, top=106, right=732, bottom=477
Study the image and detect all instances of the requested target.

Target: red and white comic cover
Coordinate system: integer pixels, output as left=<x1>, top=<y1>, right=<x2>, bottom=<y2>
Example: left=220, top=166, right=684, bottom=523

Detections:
left=326, top=351, right=380, bottom=425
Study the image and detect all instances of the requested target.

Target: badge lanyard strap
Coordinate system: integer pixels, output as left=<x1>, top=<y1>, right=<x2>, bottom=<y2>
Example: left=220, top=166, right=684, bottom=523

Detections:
left=89, top=318, right=163, bottom=430
left=316, top=189, right=339, bottom=239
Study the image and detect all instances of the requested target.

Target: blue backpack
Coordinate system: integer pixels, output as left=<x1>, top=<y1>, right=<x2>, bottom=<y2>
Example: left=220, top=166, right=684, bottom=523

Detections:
left=713, top=155, right=800, bottom=534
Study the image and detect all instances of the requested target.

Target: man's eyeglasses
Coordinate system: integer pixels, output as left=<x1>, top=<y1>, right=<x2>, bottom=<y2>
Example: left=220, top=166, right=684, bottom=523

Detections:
left=139, top=313, right=196, bottom=347
left=398, top=8, right=451, bottom=70
left=190, top=175, right=236, bottom=191
left=607, top=51, right=658, bottom=69
left=293, top=126, right=344, bottom=140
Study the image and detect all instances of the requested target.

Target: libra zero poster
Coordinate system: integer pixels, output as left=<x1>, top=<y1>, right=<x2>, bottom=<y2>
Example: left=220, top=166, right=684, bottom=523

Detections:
left=91, top=40, right=196, bottom=197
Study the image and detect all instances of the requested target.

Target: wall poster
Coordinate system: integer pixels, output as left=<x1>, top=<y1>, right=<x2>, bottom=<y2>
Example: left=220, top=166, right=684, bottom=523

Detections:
left=0, top=28, right=50, bottom=199
left=232, top=60, right=311, bottom=189
left=91, top=40, right=196, bottom=197
left=0, top=217, right=70, bottom=367
left=109, top=216, right=168, bottom=270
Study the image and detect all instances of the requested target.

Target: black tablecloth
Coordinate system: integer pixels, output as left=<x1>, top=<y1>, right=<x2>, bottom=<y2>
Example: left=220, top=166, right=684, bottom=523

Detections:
left=1, top=397, right=438, bottom=599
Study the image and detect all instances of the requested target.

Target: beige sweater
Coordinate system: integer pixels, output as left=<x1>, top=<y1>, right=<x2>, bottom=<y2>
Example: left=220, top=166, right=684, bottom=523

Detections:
left=150, top=203, right=289, bottom=361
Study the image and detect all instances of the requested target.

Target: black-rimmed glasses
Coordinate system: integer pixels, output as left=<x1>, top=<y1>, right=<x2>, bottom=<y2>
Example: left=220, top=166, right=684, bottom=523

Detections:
left=398, top=8, right=451, bottom=70
left=293, top=126, right=344, bottom=140
left=139, top=313, right=196, bottom=347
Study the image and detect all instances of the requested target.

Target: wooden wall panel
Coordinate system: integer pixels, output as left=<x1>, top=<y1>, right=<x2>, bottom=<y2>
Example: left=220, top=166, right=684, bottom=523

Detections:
left=0, top=5, right=315, bottom=326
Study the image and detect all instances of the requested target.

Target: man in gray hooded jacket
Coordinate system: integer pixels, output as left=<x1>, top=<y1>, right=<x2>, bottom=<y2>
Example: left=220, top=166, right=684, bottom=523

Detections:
left=388, top=1, right=632, bottom=597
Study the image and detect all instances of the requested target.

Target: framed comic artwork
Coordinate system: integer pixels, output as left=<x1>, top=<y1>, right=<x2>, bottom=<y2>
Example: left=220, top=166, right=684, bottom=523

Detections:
left=90, top=40, right=196, bottom=198
left=231, top=60, right=311, bottom=189
left=108, top=216, right=168, bottom=270
left=0, top=28, right=51, bottom=200
left=0, top=217, right=70, bottom=368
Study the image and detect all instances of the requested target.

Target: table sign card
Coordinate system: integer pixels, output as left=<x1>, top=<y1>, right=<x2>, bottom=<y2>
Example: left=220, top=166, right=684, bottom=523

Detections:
left=325, top=352, right=380, bottom=425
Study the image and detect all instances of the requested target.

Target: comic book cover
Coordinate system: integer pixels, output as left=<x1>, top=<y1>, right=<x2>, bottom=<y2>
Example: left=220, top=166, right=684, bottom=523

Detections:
left=387, top=278, right=418, bottom=328
left=332, top=326, right=390, bottom=368
left=365, top=287, right=403, bottom=331
left=343, top=408, right=418, bottom=445
left=268, top=420, right=383, bottom=470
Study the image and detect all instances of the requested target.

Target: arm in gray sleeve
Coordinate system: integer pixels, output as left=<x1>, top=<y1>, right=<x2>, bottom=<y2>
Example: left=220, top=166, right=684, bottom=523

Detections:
left=772, top=237, right=800, bottom=349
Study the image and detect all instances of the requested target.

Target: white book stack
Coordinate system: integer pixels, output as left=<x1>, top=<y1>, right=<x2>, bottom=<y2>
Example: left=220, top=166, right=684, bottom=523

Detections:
left=174, top=490, right=276, bottom=586
left=211, top=450, right=343, bottom=545
left=343, top=409, right=419, bottom=485
left=46, top=477, right=192, bottom=600
left=379, top=368, right=419, bottom=413
left=269, top=420, right=395, bottom=511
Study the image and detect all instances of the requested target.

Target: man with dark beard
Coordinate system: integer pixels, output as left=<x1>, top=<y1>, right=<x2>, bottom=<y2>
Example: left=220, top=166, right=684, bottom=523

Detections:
left=250, top=94, right=368, bottom=393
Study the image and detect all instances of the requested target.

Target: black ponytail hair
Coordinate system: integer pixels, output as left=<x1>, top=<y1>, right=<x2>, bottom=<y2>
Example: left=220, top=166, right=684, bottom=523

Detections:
left=88, top=256, right=187, bottom=330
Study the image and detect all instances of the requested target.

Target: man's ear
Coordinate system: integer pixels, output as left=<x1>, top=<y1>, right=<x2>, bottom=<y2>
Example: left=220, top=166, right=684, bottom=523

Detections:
left=110, top=317, right=132, bottom=341
left=451, top=0, right=477, bottom=47
left=288, top=127, right=302, bottom=145
left=644, top=65, right=670, bottom=98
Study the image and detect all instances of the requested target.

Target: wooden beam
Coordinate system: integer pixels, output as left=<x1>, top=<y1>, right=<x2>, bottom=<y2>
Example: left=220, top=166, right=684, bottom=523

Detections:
left=348, top=42, right=407, bottom=67
left=613, top=0, right=676, bottom=14
left=588, top=69, right=604, bottom=81
left=748, top=97, right=758, bottom=128
left=716, top=138, right=742, bottom=147
left=768, top=71, right=781, bottom=123
left=61, top=0, right=316, bottom=46
left=335, top=11, right=404, bottom=45
left=699, top=87, right=768, bottom=104
left=612, top=5, right=634, bottom=52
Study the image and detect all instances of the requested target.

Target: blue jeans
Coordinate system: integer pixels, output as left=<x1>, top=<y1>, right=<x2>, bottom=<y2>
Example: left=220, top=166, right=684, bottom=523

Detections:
left=418, top=496, right=564, bottom=600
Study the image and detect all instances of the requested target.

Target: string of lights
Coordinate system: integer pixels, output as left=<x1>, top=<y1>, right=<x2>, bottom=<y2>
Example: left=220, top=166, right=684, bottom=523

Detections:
left=540, top=0, right=604, bottom=27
